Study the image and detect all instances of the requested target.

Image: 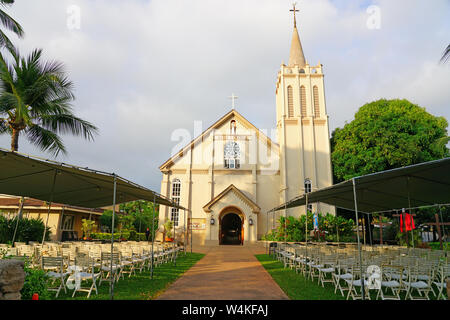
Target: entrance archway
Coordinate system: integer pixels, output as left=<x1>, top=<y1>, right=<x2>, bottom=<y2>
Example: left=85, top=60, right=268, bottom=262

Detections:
left=219, top=207, right=244, bottom=245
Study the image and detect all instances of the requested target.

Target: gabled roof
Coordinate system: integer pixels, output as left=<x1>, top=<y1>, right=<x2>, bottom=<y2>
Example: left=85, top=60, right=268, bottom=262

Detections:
left=0, top=196, right=104, bottom=215
left=202, top=184, right=261, bottom=214
left=159, top=109, right=279, bottom=171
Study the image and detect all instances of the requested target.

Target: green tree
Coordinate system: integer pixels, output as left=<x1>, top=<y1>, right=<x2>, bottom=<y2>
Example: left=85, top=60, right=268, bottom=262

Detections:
left=331, top=99, right=449, bottom=182
left=0, top=0, right=24, bottom=48
left=119, top=200, right=159, bottom=234
left=0, top=47, right=98, bottom=156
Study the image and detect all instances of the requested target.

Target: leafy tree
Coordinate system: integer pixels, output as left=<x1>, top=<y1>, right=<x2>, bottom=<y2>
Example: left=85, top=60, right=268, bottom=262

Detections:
left=0, top=0, right=24, bottom=48
left=331, top=99, right=449, bottom=182
left=119, top=200, right=159, bottom=234
left=0, top=47, right=98, bottom=156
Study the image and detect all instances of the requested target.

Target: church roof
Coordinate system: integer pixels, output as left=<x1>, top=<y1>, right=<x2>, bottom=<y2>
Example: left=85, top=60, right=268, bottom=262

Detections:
left=202, top=184, right=261, bottom=214
left=159, top=109, right=279, bottom=171
left=288, top=25, right=306, bottom=67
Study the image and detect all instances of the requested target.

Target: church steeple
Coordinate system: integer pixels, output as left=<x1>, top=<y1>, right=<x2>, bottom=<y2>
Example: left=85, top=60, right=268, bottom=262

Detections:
left=288, top=3, right=306, bottom=67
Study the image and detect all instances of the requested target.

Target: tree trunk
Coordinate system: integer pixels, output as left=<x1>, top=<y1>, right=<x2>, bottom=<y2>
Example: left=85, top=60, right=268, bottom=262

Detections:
left=11, top=129, right=19, bottom=152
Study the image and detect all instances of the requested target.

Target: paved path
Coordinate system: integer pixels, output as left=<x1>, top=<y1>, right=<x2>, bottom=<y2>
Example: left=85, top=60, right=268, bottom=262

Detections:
left=156, top=245, right=289, bottom=300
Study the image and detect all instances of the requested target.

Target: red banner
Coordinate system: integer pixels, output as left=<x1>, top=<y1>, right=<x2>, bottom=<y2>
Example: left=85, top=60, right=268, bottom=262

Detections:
left=400, top=213, right=415, bottom=232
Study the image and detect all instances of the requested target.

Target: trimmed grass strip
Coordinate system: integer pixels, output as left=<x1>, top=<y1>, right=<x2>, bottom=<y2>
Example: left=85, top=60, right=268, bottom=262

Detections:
left=54, top=252, right=204, bottom=300
left=255, top=254, right=345, bottom=300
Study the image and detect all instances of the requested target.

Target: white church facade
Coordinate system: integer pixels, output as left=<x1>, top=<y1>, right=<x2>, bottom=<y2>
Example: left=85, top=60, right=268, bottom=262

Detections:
left=157, top=13, right=335, bottom=245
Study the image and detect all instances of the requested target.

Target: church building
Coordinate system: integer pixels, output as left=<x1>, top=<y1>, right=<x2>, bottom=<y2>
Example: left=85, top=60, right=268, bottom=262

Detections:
left=157, top=9, right=335, bottom=245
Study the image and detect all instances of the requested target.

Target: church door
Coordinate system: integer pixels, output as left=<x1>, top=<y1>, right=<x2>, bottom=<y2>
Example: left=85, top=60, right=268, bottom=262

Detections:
left=220, top=213, right=243, bottom=245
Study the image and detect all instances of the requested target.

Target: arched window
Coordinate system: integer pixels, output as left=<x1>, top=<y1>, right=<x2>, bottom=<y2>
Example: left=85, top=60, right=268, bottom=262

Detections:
left=305, top=179, right=313, bottom=213
left=224, top=141, right=240, bottom=169
left=287, top=86, right=294, bottom=117
left=300, top=85, right=307, bottom=117
left=230, top=120, right=236, bottom=135
left=170, top=179, right=181, bottom=227
left=305, top=179, right=312, bottom=193
left=313, top=86, right=320, bottom=118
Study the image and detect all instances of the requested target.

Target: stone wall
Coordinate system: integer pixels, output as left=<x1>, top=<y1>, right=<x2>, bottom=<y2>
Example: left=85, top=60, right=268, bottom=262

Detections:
left=0, top=259, right=25, bottom=300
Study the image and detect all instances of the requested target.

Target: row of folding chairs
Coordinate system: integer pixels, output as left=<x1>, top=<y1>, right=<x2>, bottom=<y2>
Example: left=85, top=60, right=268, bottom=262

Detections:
left=4, top=242, right=183, bottom=298
left=272, top=242, right=449, bottom=300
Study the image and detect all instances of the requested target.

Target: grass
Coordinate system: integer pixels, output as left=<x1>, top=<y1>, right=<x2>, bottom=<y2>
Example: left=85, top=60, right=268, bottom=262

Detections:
left=255, top=254, right=345, bottom=300
left=52, top=252, right=204, bottom=300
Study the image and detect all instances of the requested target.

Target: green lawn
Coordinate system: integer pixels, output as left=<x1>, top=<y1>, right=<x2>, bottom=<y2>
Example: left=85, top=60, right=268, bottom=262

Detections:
left=256, top=254, right=345, bottom=300
left=53, top=252, right=204, bottom=300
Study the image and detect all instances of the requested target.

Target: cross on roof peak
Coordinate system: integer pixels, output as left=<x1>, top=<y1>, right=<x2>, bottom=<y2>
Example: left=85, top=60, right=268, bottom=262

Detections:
left=229, top=93, right=238, bottom=109
left=290, top=2, right=300, bottom=27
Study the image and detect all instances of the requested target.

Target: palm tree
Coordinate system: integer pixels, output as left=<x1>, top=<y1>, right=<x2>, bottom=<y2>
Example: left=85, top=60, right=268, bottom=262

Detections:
left=0, top=0, right=24, bottom=48
left=441, top=44, right=450, bottom=64
left=0, top=46, right=98, bottom=156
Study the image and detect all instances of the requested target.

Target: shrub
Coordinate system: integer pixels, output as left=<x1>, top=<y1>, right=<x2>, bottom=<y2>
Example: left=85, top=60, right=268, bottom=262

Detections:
left=21, top=261, right=50, bottom=300
left=262, top=212, right=355, bottom=243
left=0, top=216, right=51, bottom=244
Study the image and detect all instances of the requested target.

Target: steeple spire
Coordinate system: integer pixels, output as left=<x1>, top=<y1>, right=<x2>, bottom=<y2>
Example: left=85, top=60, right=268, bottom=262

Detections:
left=288, top=3, right=306, bottom=67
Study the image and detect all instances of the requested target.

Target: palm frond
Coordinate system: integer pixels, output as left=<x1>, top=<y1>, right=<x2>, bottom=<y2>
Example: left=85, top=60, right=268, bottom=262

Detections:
left=26, top=124, right=66, bottom=157
left=0, top=3, right=24, bottom=37
left=0, top=118, right=10, bottom=134
left=40, top=113, right=98, bottom=141
left=440, top=44, right=450, bottom=64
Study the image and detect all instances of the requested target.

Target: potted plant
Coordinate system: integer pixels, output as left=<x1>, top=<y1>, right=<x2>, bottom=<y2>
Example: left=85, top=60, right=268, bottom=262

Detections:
left=163, top=220, right=174, bottom=242
left=81, top=219, right=95, bottom=241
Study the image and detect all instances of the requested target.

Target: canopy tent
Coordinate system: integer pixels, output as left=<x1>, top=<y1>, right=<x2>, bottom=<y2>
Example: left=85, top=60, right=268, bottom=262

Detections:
left=0, top=147, right=186, bottom=300
left=267, top=157, right=450, bottom=300
left=268, top=157, right=450, bottom=214
left=0, top=148, right=184, bottom=210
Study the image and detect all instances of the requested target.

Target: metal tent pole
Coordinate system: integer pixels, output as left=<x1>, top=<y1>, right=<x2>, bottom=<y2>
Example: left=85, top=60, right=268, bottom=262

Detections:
left=151, top=193, right=155, bottom=279
left=438, top=205, right=447, bottom=250
left=190, top=209, right=193, bottom=254
left=305, top=193, right=309, bottom=269
left=266, top=211, right=269, bottom=255
left=352, top=178, right=365, bottom=300
left=110, top=174, right=117, bottom=300
left=284, top=203, right=287, bottom=244
left=173, top=205, right=176, bottom=266
left=406, top=176, right=414, bottom=249
left=12, top=196, right=25, bottom=247
left=184, top=208, right=187, bottom=256
left=42, top=170, right=58, bottom=245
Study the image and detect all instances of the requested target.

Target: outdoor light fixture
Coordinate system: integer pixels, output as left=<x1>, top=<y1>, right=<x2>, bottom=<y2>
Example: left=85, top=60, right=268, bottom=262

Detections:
left=210, top=216, right=215, bottom=225
left=249, top=218, right=254, bottom=226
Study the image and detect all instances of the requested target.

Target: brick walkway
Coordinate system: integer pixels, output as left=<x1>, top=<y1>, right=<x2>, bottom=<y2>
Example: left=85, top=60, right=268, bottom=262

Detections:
left=156, top=245, right=289, bottom=300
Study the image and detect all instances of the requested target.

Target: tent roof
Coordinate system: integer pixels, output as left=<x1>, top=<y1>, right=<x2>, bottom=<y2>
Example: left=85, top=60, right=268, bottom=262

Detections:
left=0, top=148, right=185, bottom=210
left=269, top=157, right=450, bottom=214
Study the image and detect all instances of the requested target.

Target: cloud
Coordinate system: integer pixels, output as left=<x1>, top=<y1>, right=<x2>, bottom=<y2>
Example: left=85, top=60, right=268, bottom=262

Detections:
left=0, top=0, right=449, bottom=194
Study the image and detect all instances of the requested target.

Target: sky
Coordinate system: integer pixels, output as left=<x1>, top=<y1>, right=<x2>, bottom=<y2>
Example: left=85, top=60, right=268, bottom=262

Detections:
left=1, top=0, right=449, bottom=192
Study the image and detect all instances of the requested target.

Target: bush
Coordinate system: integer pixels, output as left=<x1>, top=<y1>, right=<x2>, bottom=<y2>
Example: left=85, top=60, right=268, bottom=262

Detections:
left=90, top=231, right=145, bottom=241
left=0, top=216, right=51, bottom=244
left=262, top=212, right=355, bottom=243
left=21, top=261, right=50, bottom=300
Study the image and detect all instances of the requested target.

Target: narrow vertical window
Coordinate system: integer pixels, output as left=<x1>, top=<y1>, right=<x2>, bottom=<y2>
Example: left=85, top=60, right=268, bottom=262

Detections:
left=171, top=178, right=181, bottom=227
left=305, top=179, right=312, bottom=193
left=287, top=86, right=294, bottom=117
left=305, top=179, right=312, bottom=212
left=313, top=86, right=320, bottom=118
left=230, top=120, right=237, bottom=135
left=300, top=85, right=307, bottom=117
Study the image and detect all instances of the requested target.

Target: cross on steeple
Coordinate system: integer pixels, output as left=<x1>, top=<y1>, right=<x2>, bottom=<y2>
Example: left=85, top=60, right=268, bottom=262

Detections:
left=290, top=2, right=299, bottom=27
left=229, top=93, right=238, bottom=109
